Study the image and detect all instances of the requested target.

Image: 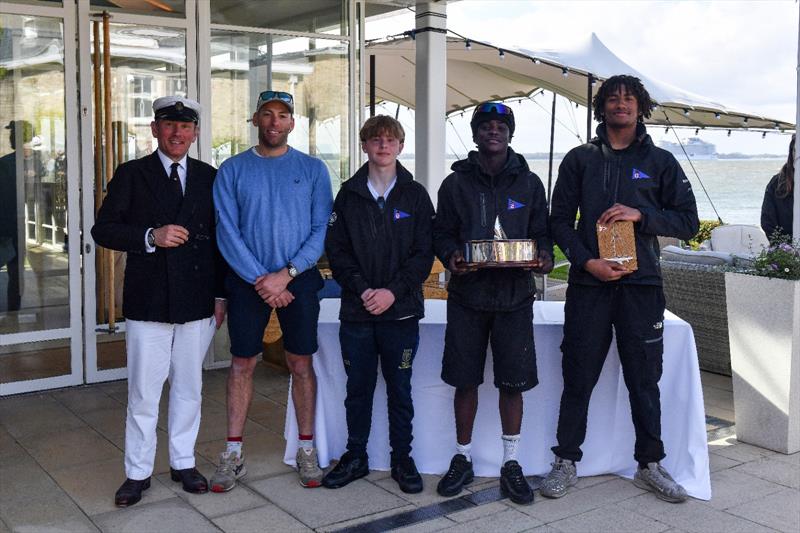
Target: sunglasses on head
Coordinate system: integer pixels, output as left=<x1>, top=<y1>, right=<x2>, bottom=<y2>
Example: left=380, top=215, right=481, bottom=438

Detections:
left=259, top=90, right=294, bottom=105
left=473, top=102, right=513, bottom=116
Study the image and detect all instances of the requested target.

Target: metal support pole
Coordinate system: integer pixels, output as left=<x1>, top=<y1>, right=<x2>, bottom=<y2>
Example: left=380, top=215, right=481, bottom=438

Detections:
left=369, top=54, right=375, bottom=117
left=547, top=92, right=557, bottom=208
left=587, top=74, right=593, bottom=142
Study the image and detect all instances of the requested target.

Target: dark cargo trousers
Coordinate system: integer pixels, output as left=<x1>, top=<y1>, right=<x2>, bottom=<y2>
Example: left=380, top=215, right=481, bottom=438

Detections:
left=339, top=318, right=419, bottom=459
left=552, top=283, right=667, bottom=465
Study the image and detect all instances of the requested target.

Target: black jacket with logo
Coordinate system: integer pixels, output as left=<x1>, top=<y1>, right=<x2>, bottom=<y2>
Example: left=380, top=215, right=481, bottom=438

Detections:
left=433, top=148, right=553, bottom=312
left=325, top=161, right=435, bottom=322
left=550, top=123, right=700, bottom=287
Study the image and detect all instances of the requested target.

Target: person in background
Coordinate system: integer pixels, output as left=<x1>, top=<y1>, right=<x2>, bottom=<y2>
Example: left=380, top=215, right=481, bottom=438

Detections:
left=761, top=134, right=795, bottom=241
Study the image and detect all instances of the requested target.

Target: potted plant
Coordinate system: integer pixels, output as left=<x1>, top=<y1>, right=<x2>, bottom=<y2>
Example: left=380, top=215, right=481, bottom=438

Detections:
left=724, top=233, right=800, bottom=454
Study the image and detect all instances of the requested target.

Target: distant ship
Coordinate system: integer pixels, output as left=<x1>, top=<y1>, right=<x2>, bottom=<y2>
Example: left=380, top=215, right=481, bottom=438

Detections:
left=657, top=137, right=717, bottom=159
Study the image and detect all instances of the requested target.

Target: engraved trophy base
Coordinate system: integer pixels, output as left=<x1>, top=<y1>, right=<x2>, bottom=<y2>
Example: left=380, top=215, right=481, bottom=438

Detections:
left=464, top=239, right=538, bottom=268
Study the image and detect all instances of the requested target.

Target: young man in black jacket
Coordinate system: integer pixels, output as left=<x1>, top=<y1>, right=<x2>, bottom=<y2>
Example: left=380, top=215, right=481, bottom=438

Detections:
left=322, top=115, right=434, bottom=493
left=433, top=102, right=553, bottom=505
left=542, top=75, right=699, bottom=503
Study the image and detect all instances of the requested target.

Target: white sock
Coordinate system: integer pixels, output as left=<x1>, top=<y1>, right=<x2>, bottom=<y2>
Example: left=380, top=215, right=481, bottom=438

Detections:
left=226, top=440, right=243, bottom=457
left=456, top=441, right=472, bottom=463
left=502, top=434, right=521, bottom=464
left=299, top=436, right=314, bottom=453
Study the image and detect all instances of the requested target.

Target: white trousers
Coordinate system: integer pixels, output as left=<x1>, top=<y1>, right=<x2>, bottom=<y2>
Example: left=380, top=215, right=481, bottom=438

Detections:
left=124, top=316, right=216, bottom=480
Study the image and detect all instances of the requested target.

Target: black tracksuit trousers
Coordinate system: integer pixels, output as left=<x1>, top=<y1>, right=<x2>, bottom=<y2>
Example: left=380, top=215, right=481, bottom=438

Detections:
left=552, top=283, right=667, bottom=465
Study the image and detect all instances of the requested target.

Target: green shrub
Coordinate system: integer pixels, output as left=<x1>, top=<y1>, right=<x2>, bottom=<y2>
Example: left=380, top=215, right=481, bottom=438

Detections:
left=688, top=219, right=722, bottom=250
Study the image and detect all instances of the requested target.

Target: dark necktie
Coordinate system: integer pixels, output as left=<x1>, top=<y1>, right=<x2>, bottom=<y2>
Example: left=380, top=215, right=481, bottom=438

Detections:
left=377, top=196, right=385, bottom=211
left=169, top=162, right=183, bottom=197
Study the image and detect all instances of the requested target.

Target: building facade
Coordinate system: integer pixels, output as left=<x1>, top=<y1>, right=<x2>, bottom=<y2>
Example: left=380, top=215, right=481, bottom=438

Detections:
left=0, top=0, right=417, bottom=395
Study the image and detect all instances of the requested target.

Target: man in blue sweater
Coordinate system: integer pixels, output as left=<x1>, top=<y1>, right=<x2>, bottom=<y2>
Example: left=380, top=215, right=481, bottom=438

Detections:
left=210, top=91, right=333, bottom=491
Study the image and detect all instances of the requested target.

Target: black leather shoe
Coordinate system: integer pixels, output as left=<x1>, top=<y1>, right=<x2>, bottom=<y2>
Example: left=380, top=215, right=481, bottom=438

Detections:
left=115, top=477, right=151, bottom=507
left=500, top=460, right=534, bottom=505
left=391, top=455, right=423, bottom=494
left=170, top=467, right=209, bottom=494
left=322, top=451, right=369, bottom=489
left=436, top=454, right=473, bottom=497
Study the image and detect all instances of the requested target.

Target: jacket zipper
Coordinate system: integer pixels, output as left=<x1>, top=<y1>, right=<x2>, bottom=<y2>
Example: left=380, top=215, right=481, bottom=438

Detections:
left=480, top=192, right=487, bottom=227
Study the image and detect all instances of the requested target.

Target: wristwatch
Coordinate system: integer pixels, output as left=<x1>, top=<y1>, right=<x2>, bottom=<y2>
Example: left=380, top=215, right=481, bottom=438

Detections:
left=287, top=262, right=299, bottom=278
left=146, top=228, right=156, bottom=248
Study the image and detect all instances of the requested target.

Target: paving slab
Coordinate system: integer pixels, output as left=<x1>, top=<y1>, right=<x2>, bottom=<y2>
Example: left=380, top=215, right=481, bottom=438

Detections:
left=21, top=517, right=101, bottom=532
left=706, top=468, right=786, bottom=510
left=617, top=493, right=775, bottom=533
left=92, top=497, right=219, bottom=533
left=246, top=395, right=288, bottom=434
left=732, top=455, right=800, bottom=489
left=21, top=426, right=121, bottom=470
left=78, top=406, right=127, bottom=442
left=317, top=503, right=416, bottom=532
left=725, top=487, right=800, bottom=532
left=699, top=372, right=733, bottom=392
left=52, top=386, right=120, bottom=414
left=49, top=457, right=175, bottom=516
left=445, top=501, right=509, bottom=523
left=574, top=474, right=617, bottom=489
left=548, top=505, right=670, bottom=532
left=442, top=507, right=541, bottom=532
left=248, top=472, right=407, bottom=528
left=156, top=465, right=267, bottom=519
left=0, top=394, right=86, bottom=439
left=701, top=385, right=735, bottom=411
left=391, top=516, right=457, bottom=533
left=771, top=451, right=800, bottom=466
left=0, top=427, right=30, bottom=462
left=517, top=477, right=644, bottom=523
left=708, top=451, right=741, bottom=472
left=212, top=503, right=311, bottom=532
left=708, top=438, right=777, bottom=463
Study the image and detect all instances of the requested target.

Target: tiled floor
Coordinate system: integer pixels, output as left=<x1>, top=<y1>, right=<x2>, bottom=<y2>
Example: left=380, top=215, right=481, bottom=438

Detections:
left=1, top=366, right=798, bottom=532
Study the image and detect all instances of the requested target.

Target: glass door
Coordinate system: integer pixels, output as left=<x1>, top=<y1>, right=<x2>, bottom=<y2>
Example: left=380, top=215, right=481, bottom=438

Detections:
left=0, top=2, right=83, bottom=395
left=78, top=0, right=195, bottom=383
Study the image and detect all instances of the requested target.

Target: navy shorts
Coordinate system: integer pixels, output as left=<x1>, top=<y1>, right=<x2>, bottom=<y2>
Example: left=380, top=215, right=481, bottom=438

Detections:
left=225, top=269, right=323, bottom=357
left=441, top=299, right=538, bottom=392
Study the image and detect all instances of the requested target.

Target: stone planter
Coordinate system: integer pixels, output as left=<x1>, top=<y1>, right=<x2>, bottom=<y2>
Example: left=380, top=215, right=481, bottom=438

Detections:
left=724, top=272, right=800, bottom=453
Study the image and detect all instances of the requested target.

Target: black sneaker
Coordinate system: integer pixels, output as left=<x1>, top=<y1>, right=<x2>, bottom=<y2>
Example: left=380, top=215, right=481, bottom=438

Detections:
left=500, top=460, right=534, bottom=505
left=436, top=454, right=474, bottom=497
left=321, top=451, right=369, bottom=489
left=391, top=455, right=423, bottom=494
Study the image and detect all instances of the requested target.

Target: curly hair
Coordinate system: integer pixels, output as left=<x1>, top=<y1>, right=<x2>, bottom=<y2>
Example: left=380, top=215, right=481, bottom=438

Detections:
left=592, top=75, right=656, bottom=123
left=776, top=134, right=795, bottom=199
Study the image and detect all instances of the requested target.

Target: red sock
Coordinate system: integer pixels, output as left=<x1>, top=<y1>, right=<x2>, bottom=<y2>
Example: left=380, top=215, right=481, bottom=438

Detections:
left=298, top=434, right=313, bottom=442
left=227, top=436, right=243, bottom=442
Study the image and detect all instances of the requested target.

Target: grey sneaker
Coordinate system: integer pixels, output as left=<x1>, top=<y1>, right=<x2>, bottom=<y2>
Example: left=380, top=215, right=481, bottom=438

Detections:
left=210, top=451, right=246, bottom=493
left=633, top=462, right=688, bottom=503
left=296, top=447, right=323, bottom=488
left=540, top=457, right=577, bottom=498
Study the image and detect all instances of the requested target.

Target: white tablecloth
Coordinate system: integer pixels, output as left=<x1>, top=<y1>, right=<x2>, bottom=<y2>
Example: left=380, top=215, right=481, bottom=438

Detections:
left=284, top=299, right=711, bottom=500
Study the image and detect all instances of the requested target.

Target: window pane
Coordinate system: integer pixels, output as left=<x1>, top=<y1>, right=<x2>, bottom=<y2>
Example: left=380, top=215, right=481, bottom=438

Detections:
left=210, top=31, right=350, bottom=191
left=211, top=0, right=347, bottom=36
left=0, top=14, right=70, bottom=334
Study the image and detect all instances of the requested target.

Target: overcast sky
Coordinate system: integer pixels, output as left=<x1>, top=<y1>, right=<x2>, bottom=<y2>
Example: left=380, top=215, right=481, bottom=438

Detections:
left=365, top=0, right=797, bottom=156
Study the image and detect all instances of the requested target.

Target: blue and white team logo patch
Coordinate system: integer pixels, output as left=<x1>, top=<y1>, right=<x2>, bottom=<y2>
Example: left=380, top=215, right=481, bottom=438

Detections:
left=393, top=209, right=411, bottom=221
left=507, top=198, right=526, bottom=210
left=632, top=168, right=651, bottom=180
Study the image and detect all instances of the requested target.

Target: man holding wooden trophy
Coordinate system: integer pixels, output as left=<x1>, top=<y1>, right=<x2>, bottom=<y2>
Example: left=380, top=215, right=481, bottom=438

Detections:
left=545, top=75, right=699, bottom=503
left=433, top=101, right=553, bottom=505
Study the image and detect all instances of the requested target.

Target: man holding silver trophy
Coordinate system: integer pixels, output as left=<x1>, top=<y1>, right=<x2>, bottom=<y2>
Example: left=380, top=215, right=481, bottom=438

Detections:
left=432, top=102, right=553, bottom=505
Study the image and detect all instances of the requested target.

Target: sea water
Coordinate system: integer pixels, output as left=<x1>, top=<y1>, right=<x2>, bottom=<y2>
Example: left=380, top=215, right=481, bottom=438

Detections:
left=399, top=158, right=784, bottom=225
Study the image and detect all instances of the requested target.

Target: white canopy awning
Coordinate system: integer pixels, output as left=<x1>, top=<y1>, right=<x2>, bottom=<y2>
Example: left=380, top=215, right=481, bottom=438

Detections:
left=365, top=32, right=794, bottom=131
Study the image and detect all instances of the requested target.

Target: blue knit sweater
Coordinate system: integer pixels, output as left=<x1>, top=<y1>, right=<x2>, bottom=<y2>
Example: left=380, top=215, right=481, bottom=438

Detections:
left=213, top=147, right=333, bottom=284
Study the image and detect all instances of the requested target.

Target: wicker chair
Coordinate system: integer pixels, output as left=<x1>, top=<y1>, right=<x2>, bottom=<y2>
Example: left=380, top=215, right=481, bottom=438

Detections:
left=661, top=260, right=731, bottom=376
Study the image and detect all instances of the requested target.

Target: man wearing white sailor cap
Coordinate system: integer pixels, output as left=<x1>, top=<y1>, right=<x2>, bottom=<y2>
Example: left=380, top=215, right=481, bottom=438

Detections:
left=92, top=95, right=227, bottom=507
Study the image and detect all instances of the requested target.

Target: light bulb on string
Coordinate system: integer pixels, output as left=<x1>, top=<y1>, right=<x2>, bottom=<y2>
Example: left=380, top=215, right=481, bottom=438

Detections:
left=762, top=132, right=767, bottom=139
left=562, top=67, right=568, bottom=77
left=727, top=130, right=732, bottom=137
left=683, top=109, right=690, bottom=116
left=715, top=113, right=721, bottom=120
left=465, top=40, right=471, bottom=51
left=498, top=49, right=505, bottom=60
left=533, top=57, right=541, bottom=64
